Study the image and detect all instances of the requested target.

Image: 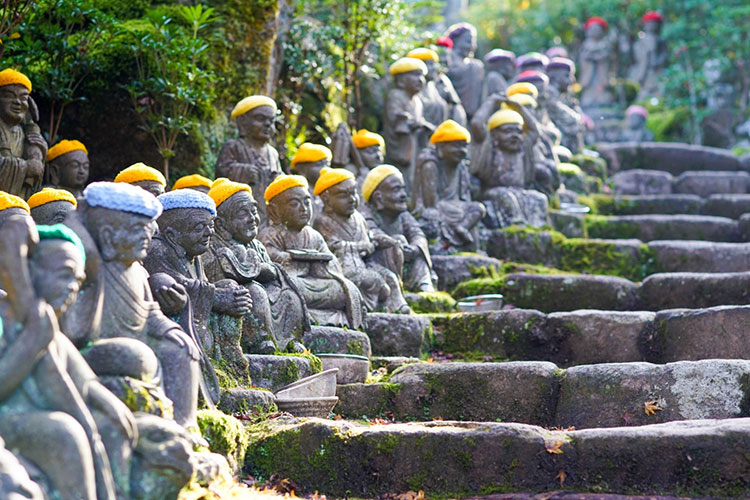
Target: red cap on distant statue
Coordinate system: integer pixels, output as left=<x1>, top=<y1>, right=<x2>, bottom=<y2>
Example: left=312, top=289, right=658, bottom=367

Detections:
left=436, top=36, right=453, bottom=49
left=584, top=16, right=609, bottom=31
left=642, top=11, right=664, bottom=24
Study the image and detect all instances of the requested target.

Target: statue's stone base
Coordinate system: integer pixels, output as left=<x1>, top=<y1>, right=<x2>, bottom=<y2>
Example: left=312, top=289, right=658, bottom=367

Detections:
left=303, top=325, right=372, bottom=357
left=218, top=387, right=277, bottom=415
left=364, top=313, right=431, bottom=357
left=244, top=354, right=316, bottom=392
left=431, top=254, right=504, bottom=291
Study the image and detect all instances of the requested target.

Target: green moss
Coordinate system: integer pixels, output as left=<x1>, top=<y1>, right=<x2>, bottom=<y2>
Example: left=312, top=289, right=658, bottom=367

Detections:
left=274, top=351, right=323, bottom=374
left=197, top=409, right=249, bottom=472
left=452, top=261, right=572, bottom=299
left=584, top=214, right=641, bottom=239
left=346, top=339, right=365, bottom=356
left=409, top=291, right=457, bottom=314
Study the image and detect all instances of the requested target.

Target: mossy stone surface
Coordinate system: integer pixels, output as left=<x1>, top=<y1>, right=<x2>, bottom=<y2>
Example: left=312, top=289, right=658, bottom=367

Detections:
left=197, top=409, right=249, bottom=473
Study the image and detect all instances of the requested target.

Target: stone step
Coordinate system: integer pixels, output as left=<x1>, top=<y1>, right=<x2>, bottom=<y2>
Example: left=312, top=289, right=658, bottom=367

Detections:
left=365, top=313, right=431, bottom=357
left=589, top=193, right=750, bottom=219
left=648, top=240, right=750, bottom=273
left=597, top=141, right=744, bottom=175
left=585, top=214, right=739, bottom=242
left=611, top=169, right=750, bottom=197
left=245, top=416, right=750, bottom=498
left=245, top=354, right=317, bottom=392
left=431, top=254, right=505, bottom=291
left=640, top=272, right=750, bottom=310
left=335, top=360, right=750, bottom=427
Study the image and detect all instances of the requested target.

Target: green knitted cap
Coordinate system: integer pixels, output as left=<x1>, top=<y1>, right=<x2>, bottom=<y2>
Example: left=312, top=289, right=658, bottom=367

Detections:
left=36, top=224, right=86, bottom=264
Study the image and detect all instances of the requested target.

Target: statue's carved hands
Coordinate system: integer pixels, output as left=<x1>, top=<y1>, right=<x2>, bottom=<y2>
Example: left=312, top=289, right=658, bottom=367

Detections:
left=25, top=130, right=47, bottom=150
left=152, top=281, right=188, bottom=315
left=402, top=244, right=420, bottom=260
left=372, top=233, right=400, bottom=249
left=213, top=283, right=252, bottom=317
left=359, top=241, right=376, bottom=257
left=26, top=158, right=44, bottom=181
left=88, top=382, right=138, bottom=443
left=242, top=163, right=261, bottom=186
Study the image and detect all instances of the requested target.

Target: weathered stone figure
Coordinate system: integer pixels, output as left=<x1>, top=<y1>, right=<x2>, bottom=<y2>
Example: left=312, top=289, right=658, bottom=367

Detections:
left=628, top=11, right=668, bottom=99
left=483, top=49, right=516, bottom=99
left=0, top=69, right=47, bottom=199
left=516, top=52, right=549, bottom=73
left=407, top=48, right=452, bottom=128
left=412, top=120, right=486, bottom=254
left=578, top=17, right=615, bottom=108
left=0, top=435, right=44, bottom=500
left=114, top=163, right=167, bottom=197
left=27, top=187, right=77, bottom=225
left=362, top=165, right=436, bottom=292
left=445, top=23, right=485, bottom=120
left=45, top=139, right=89, bottom=198
left=291, top=142, right=332, bottom=221
left=383, top=57, right=434, bottom=191
left=204, top=179, right=310, bottom=351
left=313, top=168, right=411, bottom=314
left=260, top=175, right=365, bottom=329
left=433, top=38, right=468, bottom=127
left=335, top=127, right=385, bottom=187
left=545, top=57, right=585, bottom=153
left=622, top=105, right=654, bottom=142
left=63, top=182, right=201, bottom=429
left=171, top=173, right=213, bottom=194
left=215, top=95, right=282, bottom=225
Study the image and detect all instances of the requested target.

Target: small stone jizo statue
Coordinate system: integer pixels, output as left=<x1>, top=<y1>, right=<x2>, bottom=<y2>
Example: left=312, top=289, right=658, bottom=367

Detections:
left=45, top=139, right=89, bottom=198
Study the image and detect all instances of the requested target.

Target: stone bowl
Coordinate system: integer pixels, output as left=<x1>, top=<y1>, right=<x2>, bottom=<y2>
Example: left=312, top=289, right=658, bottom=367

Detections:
left=274, top=368, right=338, bottom=399
left=456, top=294, right=504, bottom=312
left=275, top=396, right=339, bottom=418
left=316, top=354, right=370, bottom=384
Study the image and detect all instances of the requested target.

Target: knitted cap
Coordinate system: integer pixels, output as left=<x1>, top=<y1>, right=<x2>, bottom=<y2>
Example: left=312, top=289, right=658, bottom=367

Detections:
left=0, top=191, right=29, bottom=213
left=436, top=36, right=453, bottom=49
left=231, top=95, right=277, bottom=119
left=37, top=224, right=86, bottom=264
left=264, top=175, right=309, bottom=204
left=430, top=119, right=471, bottom=144
left=514, top=70, right=549, bottom=85
left=545, top=46, right=569, bottom=59
left=157, top=190, right=216, bottom=215
left=47, top=140, right=88, bottom=162
left=503, top=93, right=537, bottom=109
left=507, top=82, right=539, bottom=99
left=313, top=167, right=355, bottom=196
left=352, top=129, right=385, bottom=151
left=0, top=69, right=31, bottom=92
left=172, top=174, right=213, bottom=191
left=208, top=178, right=252, bottom=208
left=643, top=11, right=664, bottom=24
left=488, top=109, right=524, bottom=130
left=291, top=143, right=332, bottom=168
left=516, top=52, right=549, bottom=69
left=114, top=163, right=167, bottom=187
left=484, top=48, right=516, bottom=63
left=28, top=188, right=78, bottom=209
left=547, top=57, right=576, bottom=74
left=362, top=164, right=403, bottom=202
left=407, top=48, right=439, bottom=62
left=446, top=22, right=476, bottom=40
left=389, top=57, right=427, bottom=76
left=83, top=182, right=163, bottom=219
left=553, top=145, right=573, bottom=162
left=626, top=105, right=648, bottom=118
left=585, top=16, right=609, bottom=31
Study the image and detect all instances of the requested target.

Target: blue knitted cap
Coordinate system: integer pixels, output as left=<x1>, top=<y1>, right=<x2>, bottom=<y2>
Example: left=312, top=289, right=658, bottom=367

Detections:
left=157, top=190, right=216, bottom=215
left=83, top=181, right=163, bottom=219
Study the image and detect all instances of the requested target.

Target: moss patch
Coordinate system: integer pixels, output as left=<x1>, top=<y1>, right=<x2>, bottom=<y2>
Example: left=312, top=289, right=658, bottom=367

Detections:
left=274, top=351, right=323, bottom=374
left=408, top=291, right=457, bottom=314
left=197, top=409, right=249, bottom=472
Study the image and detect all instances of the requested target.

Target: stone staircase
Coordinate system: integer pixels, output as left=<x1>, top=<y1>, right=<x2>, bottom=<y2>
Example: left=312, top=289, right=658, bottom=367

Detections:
left=242, top=144, right=750, bottom=498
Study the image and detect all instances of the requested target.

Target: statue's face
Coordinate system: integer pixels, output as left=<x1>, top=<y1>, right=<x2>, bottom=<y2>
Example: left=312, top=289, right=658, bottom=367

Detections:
left=31, top=200, right=75, bottom=225
left=626, top=113, right=646, bottom=130
left=0, top=84, right=29, bottom=125
left=437, top=140, right=468, bottom=166
left=587, top=24, right=605, bottom=41
left=271, top=186, right=312, bottom=232
left=31, top=240, right=85, bottom=317
left=101, top=212, right=154, bottom=265
left=53, top=150, right=90, bottom=190
left=359, top=145, right=383, bottom=169
left=131, top=180, right=165, bottom=197
left=453, top=31, right=475, bottom=58
left=0, top=207, right=30, bottom=228
left=295, top=159, right=329, bottom=186
left=397, top=71, right=425, bottom=96
left=373, top=174, right=408, bottom=216
left=237, top=105, right=276, bottom=142
left=221, top=190, right=259, bottom=244
left=547, top=69, right=572, bottom=93
left=491, top=123, right=524, bottom=152
left=500, top=60, right=516, bottom=79
left=169, top=209, right=214, bottom=258
left=322, top=178, right=358, bottom=218
left=644, top=20, right=661, bottom=35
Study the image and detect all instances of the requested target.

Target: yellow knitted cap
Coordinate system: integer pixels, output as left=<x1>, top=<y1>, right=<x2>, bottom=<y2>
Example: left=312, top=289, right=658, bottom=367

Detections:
left=231, top=95, right=277, bottom=119
left=313, top=167, right=355, bottom=196
left=47, top=140, right=88, bottom=162
left=507, top=82, right=538, bottom=99
left=502, top=93, right=537, bottom=109
left=362, top=164, right=403, bottom=202
left=0, top=69, right=31, bottom=92
left=488, top=109, right=524, bottom=130
left=407, top=48, right=439, bottom=62
left=28, top=188, right=77, bottom=209
left=291, top=143, right=332, bottom=168
left=0, top=191, right=30, bottom=213
left=557, top=162, right=583, bottom=176
left=389, top=57, right=427, bottom=76
left=114, top=163, right=167, bottom=186
left=351, top=129, right=385, bottom=151
left=553, top=145, right=573, bottom=160
left=208, top=178, right=251, bottom=207
left=430, top=119, right=471, bottom=144
left=264, top=175, right=309, bottom=204
left=172, top=174, right=213, bottom=191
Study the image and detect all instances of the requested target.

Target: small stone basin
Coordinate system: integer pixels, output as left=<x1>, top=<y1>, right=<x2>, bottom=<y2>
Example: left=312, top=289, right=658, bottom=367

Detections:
left=274, top=368, right=338, bottom=399
left=275, top=396, right=339, bottom=418
left=456, top=294, right=504, bottom=312
left=316, top=354, right=370, bottom=384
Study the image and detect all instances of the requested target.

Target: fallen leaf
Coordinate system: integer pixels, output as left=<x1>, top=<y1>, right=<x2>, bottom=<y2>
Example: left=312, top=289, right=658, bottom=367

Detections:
left=644, top=400, right=663, bottom=416
left=545, top=440, right=564, bottom=454
left=426, top=357, right=435, bottom=364
left=556, top=469, right=566, bottom=487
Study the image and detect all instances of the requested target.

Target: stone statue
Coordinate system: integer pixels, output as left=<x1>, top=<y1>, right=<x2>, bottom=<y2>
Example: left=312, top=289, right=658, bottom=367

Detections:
left=203, top=179, right=310, bottom=351
left=433, top=39, right=468, bottom=127
left=0, top=435, right=44, bottom=500
left=313, top=168, right=411, bottom=314
left=628, top=11, right=668, bottom=99
left=0, top=213, right=137, bottom=500
left=470, top=97, right=549, bottom=228
left=546, top=46, right=569, bottom=59
left=114, top=163, right=167, bottom=197
left=445, top=23, right=485, bottom=120
left=259, top=175, right=365, bottom=329
left=215, top=95, right=282, bottom=226
left=383, top=57, right=434, bottom=191
left=578, top=17, right=615, bottom=108
left=63, top=182, right=201, bottom=429
left=361, top=165, right=436, bottom=292
left=516, top=52, right=549, bottom=73
left=701, top=82, right=737, bottom=149
left=412, top=120, right=486, bottom=254
left=622, top=105, right=654, bottom=142
left=45, top=140, right=89, bottom=198
left=545, top=57, right=585, bottom=153
left=332, top=126, right=385, bottom=188
left=0, top=69, right=47, bottom=199
left=483, top=49, right=516, bottom=99
left=28, top=187, right=77, bottom=225
left=407, top=48, right=458, bottom=129
left=171, top=174, right=212, bottom=194
left=290, top=142, right=332, bottom=221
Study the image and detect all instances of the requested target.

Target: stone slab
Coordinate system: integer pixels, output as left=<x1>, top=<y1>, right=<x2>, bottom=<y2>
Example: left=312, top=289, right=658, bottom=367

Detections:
left=597, top=141, right=742, bottom=175
left=245, top=354, right=315, bottom=392
left=365, top=313, right=430, bottom=357
left=612, top=169, right=673, bottom=195
left=586, top=214, right=739, bottom=242
left=549, top=209, right=585, bottom=238
left=649, top=240, right=750, bottom=273
left=673, top=171, right=750, bottom=197
left=245, top=416, right=750, bottom=498
left=218, top=388, right=277, bottom=415
left=431, top=254, right=504, bottom=291
left=703, top=194, right=750, bottom=219
left=555, top=360, right=750, bottom=428
left=302, top=325, right=372, bottom=357
left=639, top=272, right=750, bottom=310
left=597, top=194, right=704, bottom=216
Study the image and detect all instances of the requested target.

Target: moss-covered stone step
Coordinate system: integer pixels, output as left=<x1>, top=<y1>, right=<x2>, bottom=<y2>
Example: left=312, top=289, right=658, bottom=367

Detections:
left=597, top=141, right=744, bottom=175
left=703, top=194, right=750, bottom=218
left=431, top=254, right=505, bottom=291
left=640, top=272, right=750, bottom=310
left=302, top=326, right=372, bottom=357
left=612, top=169, right=673, bottom=195
left=648, top=240, right=750, bottom=273
left=673, top=171, right=750, bottom=198
left=245, top=354, right=317, bottom=392
left=583, top=194, right=704, bottom=216
left=365, top=313, right=431, bottom=357
left=584, top=214, right=739, bottom=242
left=244, top=416, right=750, bottom=498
